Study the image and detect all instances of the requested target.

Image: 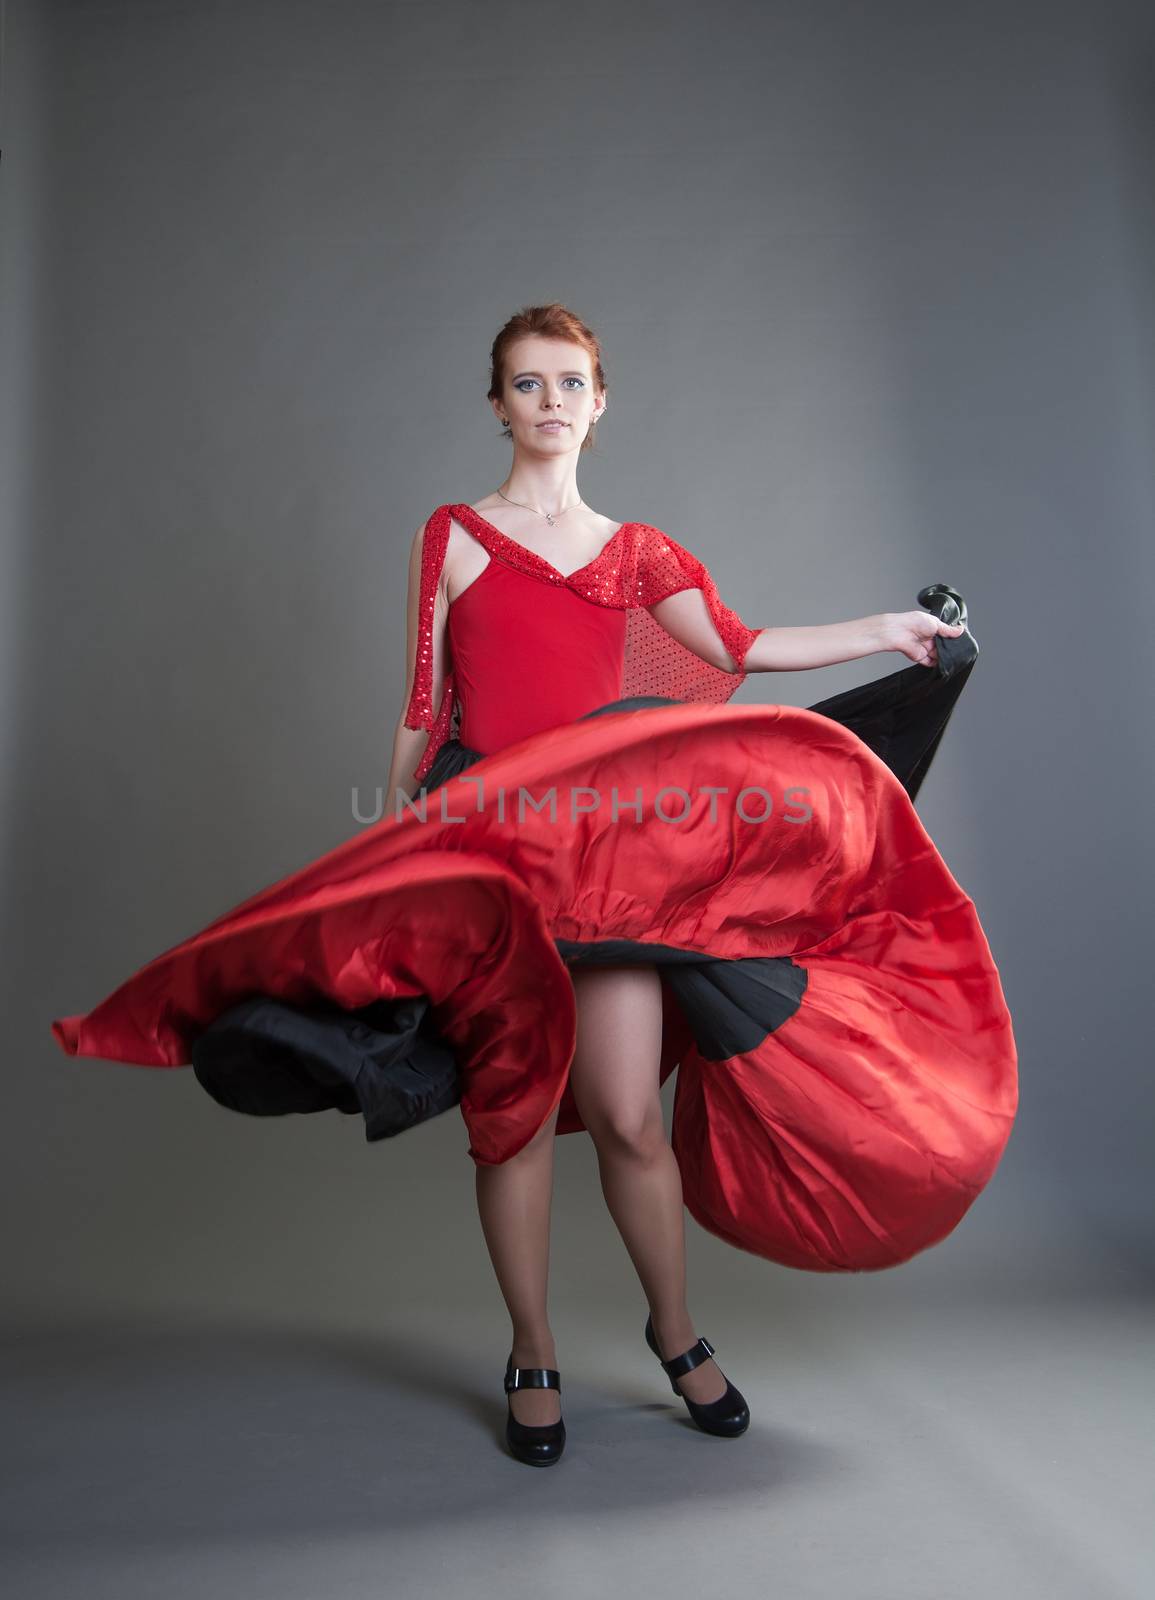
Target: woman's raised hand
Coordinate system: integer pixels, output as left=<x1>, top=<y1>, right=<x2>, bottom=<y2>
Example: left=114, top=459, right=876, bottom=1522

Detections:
left=878, top=610, right=967, bottom=668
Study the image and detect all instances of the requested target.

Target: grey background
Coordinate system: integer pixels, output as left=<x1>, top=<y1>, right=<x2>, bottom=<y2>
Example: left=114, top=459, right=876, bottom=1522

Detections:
left=2, top=2, right=1152, bottom=1597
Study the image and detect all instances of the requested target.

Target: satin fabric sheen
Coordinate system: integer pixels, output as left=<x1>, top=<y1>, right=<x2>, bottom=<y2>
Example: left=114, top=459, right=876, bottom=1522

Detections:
left=50, top=508, right=1018, bottom=1273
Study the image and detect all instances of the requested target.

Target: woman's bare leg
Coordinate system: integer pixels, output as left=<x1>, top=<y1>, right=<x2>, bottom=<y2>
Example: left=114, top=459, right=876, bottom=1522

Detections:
left=474, top=1101, right=562, bottom=1425
left=568, top=965, right=727, bottom=1404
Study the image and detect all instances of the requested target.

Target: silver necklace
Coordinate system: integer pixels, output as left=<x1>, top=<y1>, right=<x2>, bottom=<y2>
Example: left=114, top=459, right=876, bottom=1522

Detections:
left=496, top=488, right=585, bottom=527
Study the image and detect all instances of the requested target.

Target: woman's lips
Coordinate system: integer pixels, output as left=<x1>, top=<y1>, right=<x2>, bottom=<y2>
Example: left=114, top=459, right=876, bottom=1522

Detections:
left=537, top=422, right=568, bottom=430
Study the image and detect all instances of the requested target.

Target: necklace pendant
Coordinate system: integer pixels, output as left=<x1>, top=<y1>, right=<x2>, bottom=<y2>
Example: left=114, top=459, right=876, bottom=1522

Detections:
left=544, top=513, right=555, bottom=525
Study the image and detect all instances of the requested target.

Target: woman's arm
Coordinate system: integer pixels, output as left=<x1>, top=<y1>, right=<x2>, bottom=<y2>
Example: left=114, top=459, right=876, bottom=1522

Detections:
left=385, top=519, right=449, bottom=810
left=645, top=588, right=750, bottom=673
left=386, top=722, right=432, bottom=812
left=743, top=610, right=965, bottom=671
left=649, top=591, right=965, bottom=674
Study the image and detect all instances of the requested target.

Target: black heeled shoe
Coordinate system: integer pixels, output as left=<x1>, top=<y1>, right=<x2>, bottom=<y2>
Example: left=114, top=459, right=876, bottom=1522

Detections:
left=504, top=1353, right=566, bottom=1466
left=644, top=1314, right=750, bottom=1437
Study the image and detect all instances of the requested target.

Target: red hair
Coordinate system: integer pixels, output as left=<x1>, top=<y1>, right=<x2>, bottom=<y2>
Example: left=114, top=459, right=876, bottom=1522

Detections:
left=488, top=302, right=607, bottom=453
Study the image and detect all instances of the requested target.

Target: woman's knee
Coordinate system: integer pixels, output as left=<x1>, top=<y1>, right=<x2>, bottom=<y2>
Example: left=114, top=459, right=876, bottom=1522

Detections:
left=586, top=1099, right=667, bottom=1163
left=568, top=962, right=666, bottom=1158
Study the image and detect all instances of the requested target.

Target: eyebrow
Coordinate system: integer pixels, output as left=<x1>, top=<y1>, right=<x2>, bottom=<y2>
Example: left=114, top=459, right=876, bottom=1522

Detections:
left=510, top=370, right=588, bottom=380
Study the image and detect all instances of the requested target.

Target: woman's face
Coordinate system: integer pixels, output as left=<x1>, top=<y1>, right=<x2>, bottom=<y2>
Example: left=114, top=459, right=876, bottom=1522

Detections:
left=495, top=336, right=604, bottom=451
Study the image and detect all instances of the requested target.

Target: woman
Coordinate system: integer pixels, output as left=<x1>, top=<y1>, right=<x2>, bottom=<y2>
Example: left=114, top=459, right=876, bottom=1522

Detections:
left=52, top=303, right=1018, bottom=1471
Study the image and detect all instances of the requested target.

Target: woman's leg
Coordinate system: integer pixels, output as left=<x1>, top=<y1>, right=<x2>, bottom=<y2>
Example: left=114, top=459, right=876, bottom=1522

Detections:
left=567, top=965, right=728, bottom=1405
left=475, top=1100, right=562, bottom=1425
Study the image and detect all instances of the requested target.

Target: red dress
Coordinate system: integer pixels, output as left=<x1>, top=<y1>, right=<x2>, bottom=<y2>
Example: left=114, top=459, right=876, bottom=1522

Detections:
left=447, top=552, right=627, bottom=757
left=50, top=502, right=1019, bottom=1273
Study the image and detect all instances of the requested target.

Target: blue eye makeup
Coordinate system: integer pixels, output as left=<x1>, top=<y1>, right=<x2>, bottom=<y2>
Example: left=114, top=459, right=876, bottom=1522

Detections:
left=513, top=377, right=586, bottom=392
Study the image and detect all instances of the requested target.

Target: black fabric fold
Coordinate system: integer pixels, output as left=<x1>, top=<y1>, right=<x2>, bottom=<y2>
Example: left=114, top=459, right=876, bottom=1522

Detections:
left=804, top=627, right=978, bottom=802
left=191, top=993, right=461, bottom=1141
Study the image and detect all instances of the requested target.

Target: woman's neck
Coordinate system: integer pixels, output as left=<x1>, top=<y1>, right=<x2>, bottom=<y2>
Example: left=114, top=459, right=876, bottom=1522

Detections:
left=497, top=465, right=583, bottom=516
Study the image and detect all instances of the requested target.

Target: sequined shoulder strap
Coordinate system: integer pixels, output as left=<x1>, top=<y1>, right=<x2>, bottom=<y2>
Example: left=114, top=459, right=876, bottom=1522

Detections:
left=401, top=505, right=456, bottom=783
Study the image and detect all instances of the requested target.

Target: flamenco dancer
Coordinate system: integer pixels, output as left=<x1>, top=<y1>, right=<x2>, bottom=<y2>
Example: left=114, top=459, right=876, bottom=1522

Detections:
left=51, top=303, right=1019, bottom=1470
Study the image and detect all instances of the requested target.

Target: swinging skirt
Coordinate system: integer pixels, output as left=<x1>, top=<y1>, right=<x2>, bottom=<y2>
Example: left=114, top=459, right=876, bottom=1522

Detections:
left=52, top=628, right=1019, bottom=1274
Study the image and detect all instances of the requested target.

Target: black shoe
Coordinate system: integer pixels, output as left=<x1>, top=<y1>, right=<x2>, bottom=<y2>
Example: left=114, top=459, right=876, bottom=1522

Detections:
left=644, top=1313, right=750, bottom=1437
left=504, top=1352, right=566, bottom=1466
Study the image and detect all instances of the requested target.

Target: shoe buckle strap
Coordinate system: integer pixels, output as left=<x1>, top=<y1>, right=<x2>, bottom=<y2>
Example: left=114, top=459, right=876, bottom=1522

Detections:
left=663, top=1335, right=715, bottom=1380
left=505, top=1365, right=561, bottom=1392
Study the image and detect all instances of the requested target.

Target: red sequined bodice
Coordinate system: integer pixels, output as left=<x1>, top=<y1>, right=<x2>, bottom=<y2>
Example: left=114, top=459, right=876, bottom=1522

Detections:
left=403, top=502, right=763, bottom=783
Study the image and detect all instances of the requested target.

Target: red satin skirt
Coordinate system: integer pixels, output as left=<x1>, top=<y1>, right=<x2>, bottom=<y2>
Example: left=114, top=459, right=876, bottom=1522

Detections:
left=50, top=639, right=1019, bottom=1274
